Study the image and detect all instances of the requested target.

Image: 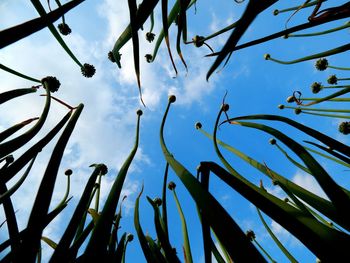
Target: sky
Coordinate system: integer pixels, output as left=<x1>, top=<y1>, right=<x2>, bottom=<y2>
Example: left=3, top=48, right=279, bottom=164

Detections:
left=1, top=0, right=350, bottom=262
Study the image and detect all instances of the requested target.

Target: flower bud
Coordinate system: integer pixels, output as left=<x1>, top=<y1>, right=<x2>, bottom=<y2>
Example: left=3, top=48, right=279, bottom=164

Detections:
left=65, top=169, right=73, bottom=176
left=136, top=109, right=143, bottom=116
left=81, top=63, right=96, bottom=78
left=221, top=103, right=229, bottom=112
left=264, top=54, right=271, bottom=60
left=154, top=197, right=162, bottom=206
left=327, top=75, right=337, bottom=85
left=108, top=51, right=116, bottom=63
left=145, top=54, right=153, bottom=63
left=126, top=233, right=134, bottom=242
left=246, top=230, right=255, bottom=241
left=192, top=35, right=205, bottom=47
left=146, top=32, right=155, bottom=42
left=339, top=121, right=350, bottom=135
left=195, top=122, right=202, bottom=129
left=168, top=95, right=176, bottom=103
left=294, top=108, right=302, bottom=115
left=315, top=58, right=328, bottom=71
left=273, top=9, right=279, bottom=16
left=99, top=164, right=108, bottom=175
left=269, top=138, right=276, bottom=145
left=278, top=104, right=284, bottom=109
left=286, top=96, right=295, bottom=103
left=41, top=76, right=61, bottom=93
left=57, top=23, right=72, bottom=35
left=168, top=181, right=176, bottom=190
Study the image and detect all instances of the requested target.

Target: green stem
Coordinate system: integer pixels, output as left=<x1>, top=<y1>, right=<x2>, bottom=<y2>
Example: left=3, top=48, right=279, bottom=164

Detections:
left=273, top=0, right=320, bottom=15
left=301, top=97, right=350, bottom=102
left=253, top=239, right=276, bottom=263
left=265, top=43, right=350, bottom=65
left=0, top=64, right=40, bottom=83
left=301, top=111, right=350, bottom=119
left=284, top=105, right=350, bottom=113
left=328, top=65, right=350, bottom=71
left=287, top=20, right=350, bottom=37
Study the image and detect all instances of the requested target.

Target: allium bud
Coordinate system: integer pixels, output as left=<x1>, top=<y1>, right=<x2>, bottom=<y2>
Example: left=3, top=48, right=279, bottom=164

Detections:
left=65, top=169, right=73, bottom=176
left=286, top=96, right=295, bottom=103
left=195, top=122, right=202, bottom=129
left=108, top=51, right=116, bottom=63
left=192, top=35, right=205, bottom=47
left=145, top=54, right=153, bottom=63
left=294, top=108, right=302, bottom=115
left=269, top=138, right=276, bottom=145
left=246, top=230, right=255, bottom=241
left=278, top=104, right=284, bottom=109
left=264, top=54, right=271, bottom=60
left=168, top=181, right=176, bottom=190
left=146, top=32, right=155, bottom=42
left=58, top=23, right=72, bottom=35
left=169, top=95, right=176, bottom=103
left=154, top=197, right=162, bottom=206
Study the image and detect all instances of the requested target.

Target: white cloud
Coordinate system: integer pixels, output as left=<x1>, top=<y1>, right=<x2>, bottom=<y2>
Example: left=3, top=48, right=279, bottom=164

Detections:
left=292, top=171, right=327, bottom=199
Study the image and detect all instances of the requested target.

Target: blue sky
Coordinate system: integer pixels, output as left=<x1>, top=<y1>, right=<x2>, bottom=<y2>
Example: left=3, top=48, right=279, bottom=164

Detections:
left=1, top=0, right=350, bottom=262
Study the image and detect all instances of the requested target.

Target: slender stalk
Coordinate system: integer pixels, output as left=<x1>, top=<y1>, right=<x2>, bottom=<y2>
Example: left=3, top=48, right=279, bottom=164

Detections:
left=286, top=21, right=350, bottom=37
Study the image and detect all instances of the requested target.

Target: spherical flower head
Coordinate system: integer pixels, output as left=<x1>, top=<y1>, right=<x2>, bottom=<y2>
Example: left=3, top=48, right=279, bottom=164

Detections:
left=81, top=63, right=96, bottom=78
left=169, top=95, right=176, bottom=103
left=146, top=32, right=155, bottom=42
left=145, top=54, right=153, bottom=63
left=65, top=169, right=73, bottom=176
left=41, top=76, right=61, bottom=93
left=195, top=122, right=202, bottom=129
left=154, top=197, right=162, bottom=206
left=315, top=58, right=328, bottom=71
left=327, top=75, right=338, bottom=85
left=264, top=54, right=271, bottom=60
left=339, top=121, right=350, bottom=135
left=192, top=35, right=205, bottom=48
left=269, top=138, right=276, bottom=145
left=286, top=96, right=295, bottom=103
left=278, top=104, right=284, bottom=109
left=58, top=23, right=72, bottom=36
left=311, top=82, right=322, bottom=94
left=273, top=9, right=279, bottom=16
left=108, top=51, right=116, bottom=63
left=246, top=230, right=255, bottom=241
left=294, top=108, right=302, bottom=115
left=168, top=181, right=176, bottom=190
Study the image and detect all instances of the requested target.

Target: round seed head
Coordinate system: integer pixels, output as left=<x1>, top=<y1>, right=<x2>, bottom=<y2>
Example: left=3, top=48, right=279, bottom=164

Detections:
left=145, top=54, right=153, bottom=63
left=246, top=230, right=255, bottom=241
left=108, top=51, right=116, bottom=63
left=294, top=108, right=302, bottom=115
left=286, top=96, right=295, bottom=103
left=65, top=169, right=73, bottom=176
left=273, top=9, right=279, bottom=16
left=169, top=95, right=176, bottom=103
left=195, top=122, right=202, bottom=129
left=269, top=138, right=276, bottom=145
left=81, top=63, right=96, bottom=78
left=264, top=54, right=271, bottom=60
left=168, top=181, right=176, bottom=190
left=41, top=76, right=61, bottom=93
left=311, top=82, right=322, bottom=94
left=57, top=23, right=72, bottom=35
left=327, top=74, right=338, bottom=85
left=339, top=121, right=350, bottom=135
left=278, top=104, right=284, bottom=110
left=315, top=58, right=328, bottom=71
left=146, top=32, right=155, bottom=42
